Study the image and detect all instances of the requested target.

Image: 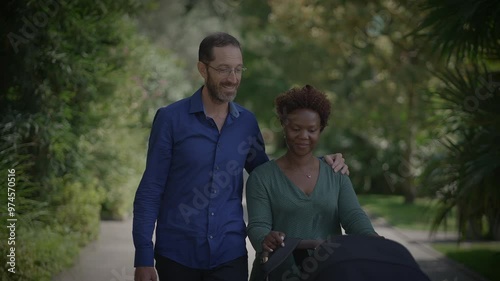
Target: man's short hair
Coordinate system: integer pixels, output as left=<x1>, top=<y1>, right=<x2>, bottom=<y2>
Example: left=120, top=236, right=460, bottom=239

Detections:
left=198, top=32, right=241, bottom=63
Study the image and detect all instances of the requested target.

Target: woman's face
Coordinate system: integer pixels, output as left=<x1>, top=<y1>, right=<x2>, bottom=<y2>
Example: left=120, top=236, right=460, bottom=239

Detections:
left=283, top=108, right=322, bottom=156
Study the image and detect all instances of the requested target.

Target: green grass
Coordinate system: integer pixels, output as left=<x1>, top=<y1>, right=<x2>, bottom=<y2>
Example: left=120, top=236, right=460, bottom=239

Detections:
left=357, top=194, right=499, bottom=281
left=432, top=242, right=500, bottom=281
left=357, top=194, right=457, bottom=231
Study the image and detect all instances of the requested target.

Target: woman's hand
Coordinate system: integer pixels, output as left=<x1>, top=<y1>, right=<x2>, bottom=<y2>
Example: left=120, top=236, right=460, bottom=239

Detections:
left=261, top=231, right=286, bottom=263
left=262, top=230, right=286, bottom=253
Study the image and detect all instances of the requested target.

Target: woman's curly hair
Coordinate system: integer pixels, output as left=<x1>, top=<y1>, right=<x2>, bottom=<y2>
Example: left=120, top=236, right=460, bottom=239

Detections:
left=275, top=85, right=331, bottom=131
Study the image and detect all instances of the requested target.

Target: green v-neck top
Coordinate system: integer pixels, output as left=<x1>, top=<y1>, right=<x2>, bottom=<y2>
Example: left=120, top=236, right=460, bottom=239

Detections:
left=246, top=159, right=376, bottom=280
left=246, top=159, right=376, bottom=250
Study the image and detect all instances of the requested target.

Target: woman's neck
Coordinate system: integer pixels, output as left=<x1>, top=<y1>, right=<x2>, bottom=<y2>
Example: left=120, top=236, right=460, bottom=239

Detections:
left=282, top=152, right=316, bottom=168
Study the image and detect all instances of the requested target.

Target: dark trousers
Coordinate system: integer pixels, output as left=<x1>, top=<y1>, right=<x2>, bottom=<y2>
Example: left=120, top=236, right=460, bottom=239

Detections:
left=155, top=254, right=248, bottom=281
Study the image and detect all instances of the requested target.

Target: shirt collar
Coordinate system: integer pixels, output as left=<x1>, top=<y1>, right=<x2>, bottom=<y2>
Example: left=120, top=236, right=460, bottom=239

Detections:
left=189, top=86, right=240, bottom=118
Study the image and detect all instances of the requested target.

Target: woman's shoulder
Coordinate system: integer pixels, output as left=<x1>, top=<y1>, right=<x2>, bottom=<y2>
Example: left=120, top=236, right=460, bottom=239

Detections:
left=249, top=159, right=278, bottom=177
left=246, top=160, right=280, bottom=193
left=319, top=159, right=351, bottom=182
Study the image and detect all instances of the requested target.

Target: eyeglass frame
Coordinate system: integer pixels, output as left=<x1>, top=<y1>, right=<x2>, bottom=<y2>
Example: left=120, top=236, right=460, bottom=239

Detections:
left=202, top=62, right=247, bottom=77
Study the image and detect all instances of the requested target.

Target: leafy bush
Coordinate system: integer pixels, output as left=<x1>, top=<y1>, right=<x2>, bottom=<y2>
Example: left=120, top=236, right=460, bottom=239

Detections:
left=0, top=0, right=193, bottom=279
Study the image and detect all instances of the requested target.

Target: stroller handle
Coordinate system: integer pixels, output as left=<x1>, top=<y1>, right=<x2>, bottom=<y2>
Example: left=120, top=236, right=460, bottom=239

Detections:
left=261, top=239, right=325, bottom=263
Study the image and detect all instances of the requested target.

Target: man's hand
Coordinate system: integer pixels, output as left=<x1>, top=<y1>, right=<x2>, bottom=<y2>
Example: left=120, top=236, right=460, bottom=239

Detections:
left=135, top=267, right=157, bottom=281
left=323, top=153, right=349, bottom=175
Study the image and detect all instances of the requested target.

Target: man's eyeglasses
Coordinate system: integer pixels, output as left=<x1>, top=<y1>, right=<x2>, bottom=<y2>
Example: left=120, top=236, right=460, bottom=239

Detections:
left=204, top=63, right=247, bottom=77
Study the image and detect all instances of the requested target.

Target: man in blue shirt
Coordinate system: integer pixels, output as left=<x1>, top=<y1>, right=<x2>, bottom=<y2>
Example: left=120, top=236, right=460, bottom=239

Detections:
left=133, top=32, right=348, bottom=281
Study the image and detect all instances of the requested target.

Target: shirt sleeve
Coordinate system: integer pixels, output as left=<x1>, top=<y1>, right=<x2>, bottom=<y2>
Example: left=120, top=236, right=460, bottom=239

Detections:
left=132, top=108, right=173, bottom=267
left=244, top=119, right=269, bottom=173
left=337, top=175, right=377, bottom=235
left=246, top=170, right=272, bottom=253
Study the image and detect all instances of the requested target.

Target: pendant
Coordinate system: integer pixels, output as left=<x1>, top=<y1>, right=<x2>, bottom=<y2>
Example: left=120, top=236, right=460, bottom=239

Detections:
left=306, top=175, right=312, bottom=178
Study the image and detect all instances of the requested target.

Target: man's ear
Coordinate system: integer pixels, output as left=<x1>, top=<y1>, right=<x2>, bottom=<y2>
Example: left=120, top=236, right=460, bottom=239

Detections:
left=197, top=61, right=207, bottom=80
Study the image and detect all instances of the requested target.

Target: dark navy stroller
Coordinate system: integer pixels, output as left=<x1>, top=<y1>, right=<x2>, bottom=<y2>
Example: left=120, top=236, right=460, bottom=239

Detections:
left=261, top=235, right=431, bottom=281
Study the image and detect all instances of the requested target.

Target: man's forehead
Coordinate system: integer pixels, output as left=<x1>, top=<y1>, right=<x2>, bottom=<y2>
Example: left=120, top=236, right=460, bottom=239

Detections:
left=212, top=46, right=242, bottom=63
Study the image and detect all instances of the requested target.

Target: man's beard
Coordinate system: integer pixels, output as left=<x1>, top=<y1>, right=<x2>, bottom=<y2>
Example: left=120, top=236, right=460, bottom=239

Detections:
left=206, top=73, right=238, bottom=104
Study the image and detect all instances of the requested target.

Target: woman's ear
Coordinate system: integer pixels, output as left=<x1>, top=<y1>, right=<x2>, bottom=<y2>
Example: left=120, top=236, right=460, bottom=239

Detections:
left=281, top=118, right=289, bottom=127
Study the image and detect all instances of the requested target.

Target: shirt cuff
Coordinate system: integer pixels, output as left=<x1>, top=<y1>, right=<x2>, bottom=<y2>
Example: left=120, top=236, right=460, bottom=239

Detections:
left=134, top=247, right=155, bottom=267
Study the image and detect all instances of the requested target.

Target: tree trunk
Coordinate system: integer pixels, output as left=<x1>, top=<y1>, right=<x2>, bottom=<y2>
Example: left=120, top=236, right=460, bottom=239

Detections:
left=487, top=212, right=500, bottom=241
left=465, top=217, right=483, bottom=240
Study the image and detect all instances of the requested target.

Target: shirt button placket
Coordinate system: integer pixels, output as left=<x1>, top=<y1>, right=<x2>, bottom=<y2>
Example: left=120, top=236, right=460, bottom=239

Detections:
left=208, top=138, right=222, bottom=266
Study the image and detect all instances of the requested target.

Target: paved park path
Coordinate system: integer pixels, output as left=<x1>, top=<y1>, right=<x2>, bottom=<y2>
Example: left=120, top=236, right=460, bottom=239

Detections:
left=53, top=202, right=490, bottom=281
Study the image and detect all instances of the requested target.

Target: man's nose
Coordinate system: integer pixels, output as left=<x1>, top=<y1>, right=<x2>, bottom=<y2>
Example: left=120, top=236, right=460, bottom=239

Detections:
left=226, top=70, right=238, bottom=82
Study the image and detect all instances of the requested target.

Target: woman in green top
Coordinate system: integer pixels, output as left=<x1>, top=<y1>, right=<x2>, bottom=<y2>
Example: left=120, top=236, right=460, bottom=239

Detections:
left=246, top=85, right=377, bottom=281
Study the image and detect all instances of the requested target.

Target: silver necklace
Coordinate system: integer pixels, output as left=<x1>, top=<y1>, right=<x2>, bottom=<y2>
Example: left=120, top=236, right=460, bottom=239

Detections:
left=286, top=155, right=314, bottom=179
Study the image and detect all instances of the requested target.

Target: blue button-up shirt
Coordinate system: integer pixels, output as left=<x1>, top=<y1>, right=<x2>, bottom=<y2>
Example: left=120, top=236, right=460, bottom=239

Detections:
left=133, top=87, right=269, bottom=269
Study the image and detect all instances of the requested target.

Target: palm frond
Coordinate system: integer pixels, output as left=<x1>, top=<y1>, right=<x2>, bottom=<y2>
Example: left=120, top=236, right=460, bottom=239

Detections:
left=415, top=0, right=500, bottom=61
left=424, top=61, right=500, bottom=239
